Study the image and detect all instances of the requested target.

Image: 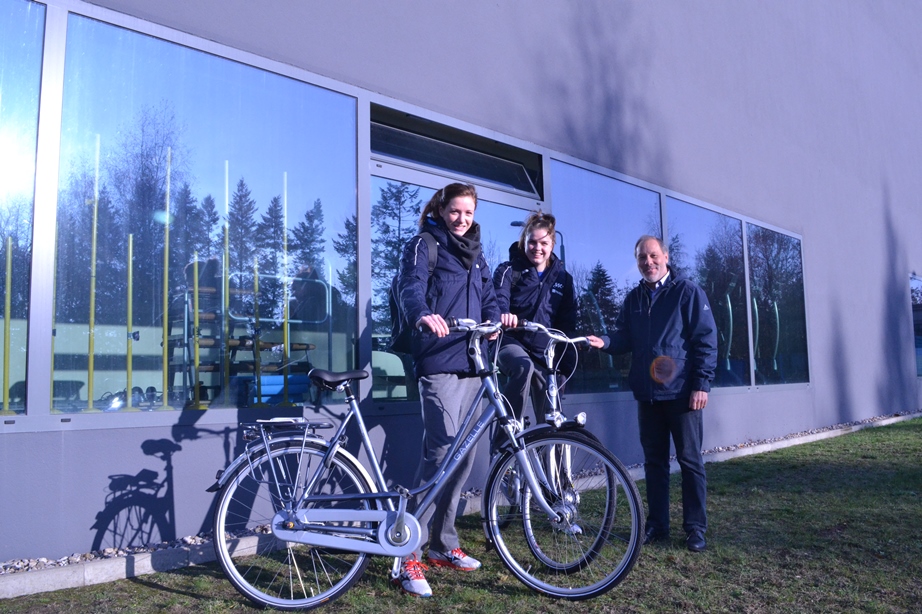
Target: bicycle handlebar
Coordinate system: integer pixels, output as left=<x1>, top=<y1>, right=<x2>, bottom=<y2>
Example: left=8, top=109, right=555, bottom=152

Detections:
left=517, top=320, right=591, bottom=349
left=445, top=317, right=503, bottom=336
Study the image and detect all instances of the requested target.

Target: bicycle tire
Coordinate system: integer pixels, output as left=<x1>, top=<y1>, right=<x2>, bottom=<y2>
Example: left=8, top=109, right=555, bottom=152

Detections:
left=483, top=430, right=644, bottom=600
left=213, top=438, right=376, bottom=611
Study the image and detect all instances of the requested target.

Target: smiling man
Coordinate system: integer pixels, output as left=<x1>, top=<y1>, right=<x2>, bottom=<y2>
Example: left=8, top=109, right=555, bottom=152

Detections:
left=588, top=235, right=717, bottom=552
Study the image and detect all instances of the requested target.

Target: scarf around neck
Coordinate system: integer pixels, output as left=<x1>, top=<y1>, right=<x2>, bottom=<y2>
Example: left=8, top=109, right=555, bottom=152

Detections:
left=435, top=218, right=482, bottom=270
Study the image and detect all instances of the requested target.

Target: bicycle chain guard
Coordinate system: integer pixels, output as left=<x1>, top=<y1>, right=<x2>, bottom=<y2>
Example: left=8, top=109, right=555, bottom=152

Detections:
left=271, top=508, right=422, bottom=557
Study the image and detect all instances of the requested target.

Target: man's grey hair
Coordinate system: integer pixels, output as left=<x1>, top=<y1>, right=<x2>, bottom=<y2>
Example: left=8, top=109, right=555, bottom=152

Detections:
left=634, top=235, right=668, bottom=258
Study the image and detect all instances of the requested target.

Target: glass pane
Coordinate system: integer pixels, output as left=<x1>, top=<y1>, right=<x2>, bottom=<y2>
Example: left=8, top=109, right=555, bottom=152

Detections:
left=666, top=197, right=749, bottom=387
left=0, top=0, right=44, bottom=415
left=550, top=160, right=661, bottom=393
left=911, top=277, right=922, bottom=377
left=369, top=177, right=523, bottom=401
left=371, top=124, right=538, bottom=196
left=747, top=224, right=809, bottom=384
left=54, top=15, right=356, bottom=412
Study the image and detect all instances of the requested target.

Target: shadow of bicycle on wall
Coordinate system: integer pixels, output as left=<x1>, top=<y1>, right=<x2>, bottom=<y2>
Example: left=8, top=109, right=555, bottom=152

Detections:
left=90, top=439, right=182, bottom=553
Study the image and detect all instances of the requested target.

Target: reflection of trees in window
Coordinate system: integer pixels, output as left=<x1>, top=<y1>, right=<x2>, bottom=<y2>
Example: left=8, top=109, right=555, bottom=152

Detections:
left=171, top=182, right=211, bottom=284
left=333, top=215, right=358, bottom=305
left=254, top=195, right=289, bottom=317
left=666, top=231, right=690, bottom=279
left=0, top=0, right=43, bottom=330
left=911, top=279, right=922, bottom=377
left=227, top=178, right=259, bottom=277
left=370, top=182, right=422, bottom=331
left=690, top=217, right=749, bottom=387
left=668, top=210, right=749, bottom=387
left=56, top=171, right=123, bottom=326
left=56, top=103, right=347, bottom=332
left=748, top=224, right=809, bottom=384
left=199, top=195, right=222, bottom=258
left=1, top=197, right=34, bottom=320
left=572, top=261, right=630, bottom=390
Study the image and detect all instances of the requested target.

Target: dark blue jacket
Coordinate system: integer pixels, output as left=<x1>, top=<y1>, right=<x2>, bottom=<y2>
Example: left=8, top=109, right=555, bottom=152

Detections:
left=397, top=219, right=500, bottom=378
left=600, top=267, right=717, bottom=402
left=493, top=243, right=577, bottom=368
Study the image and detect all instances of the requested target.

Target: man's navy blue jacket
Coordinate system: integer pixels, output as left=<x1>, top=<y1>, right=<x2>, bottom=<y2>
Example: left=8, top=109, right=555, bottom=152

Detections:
left=600, top=267, right=718, bottom=402
left=397, top=219, right=500, bottom=378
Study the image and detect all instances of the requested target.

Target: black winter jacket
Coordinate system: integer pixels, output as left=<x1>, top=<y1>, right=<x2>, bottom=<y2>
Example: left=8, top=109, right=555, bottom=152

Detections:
left=397, top=218, right=500, bottom=378
left=600, top=267, right=717, bottom=402
left=493, top=242, right=578, bottom=369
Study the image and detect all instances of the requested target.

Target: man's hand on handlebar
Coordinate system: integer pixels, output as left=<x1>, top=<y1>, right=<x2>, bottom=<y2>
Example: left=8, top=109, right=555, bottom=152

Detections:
left=500, top=313, right=518, bottom=329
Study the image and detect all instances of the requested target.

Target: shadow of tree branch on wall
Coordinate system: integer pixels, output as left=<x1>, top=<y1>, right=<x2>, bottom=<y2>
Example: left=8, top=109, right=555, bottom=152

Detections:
left=513, top=1, right=670, bottom=181
left=877, top=186, right=918, bottom=415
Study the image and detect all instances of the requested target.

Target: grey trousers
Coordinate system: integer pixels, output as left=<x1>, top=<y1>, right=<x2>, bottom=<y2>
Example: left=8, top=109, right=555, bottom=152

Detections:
left=496, top=342, right=547, bottom=422
left=411, top=373, right=482, bottom=559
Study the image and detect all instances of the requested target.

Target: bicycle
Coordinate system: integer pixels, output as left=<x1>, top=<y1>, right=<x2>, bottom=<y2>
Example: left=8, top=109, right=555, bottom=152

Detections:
left=208, top=319, right=644, bottom=610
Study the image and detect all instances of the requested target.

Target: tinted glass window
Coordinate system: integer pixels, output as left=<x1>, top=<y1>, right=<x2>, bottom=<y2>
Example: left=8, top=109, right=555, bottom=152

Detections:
left=0, top=0, right=44, bottom=415
left=911, top=277, right=922, bottom=377
left=550, top=160, right=661, bottom=393
left=747, top=224, right=809, bottom=384
left=666, top=197, right=749, bottom=387
left=53, top=15, right=356, bottom=412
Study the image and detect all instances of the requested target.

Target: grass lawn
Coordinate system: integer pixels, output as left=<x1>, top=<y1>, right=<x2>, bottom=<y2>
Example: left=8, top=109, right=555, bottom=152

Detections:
left=2, top=417, right=920, bottom=613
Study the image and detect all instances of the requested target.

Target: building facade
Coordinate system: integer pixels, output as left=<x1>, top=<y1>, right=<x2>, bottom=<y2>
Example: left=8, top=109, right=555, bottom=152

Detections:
left=1, top=0, right=921, bottom=560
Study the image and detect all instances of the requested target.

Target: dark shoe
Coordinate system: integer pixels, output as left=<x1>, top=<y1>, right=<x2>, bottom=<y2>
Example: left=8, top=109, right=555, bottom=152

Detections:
left=643, top=527, right=670, bottom=545
left=686, top=530, right=706, bottom=552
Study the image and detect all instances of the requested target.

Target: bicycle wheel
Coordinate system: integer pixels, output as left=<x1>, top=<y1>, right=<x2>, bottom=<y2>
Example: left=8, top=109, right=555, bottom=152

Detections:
left=483, top=430, right=644, bottom=600
left=213, top=438, right=376, bottom=611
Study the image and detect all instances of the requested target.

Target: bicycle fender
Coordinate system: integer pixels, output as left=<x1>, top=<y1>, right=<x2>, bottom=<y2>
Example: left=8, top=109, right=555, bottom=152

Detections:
left=496, top=423, right=600, bottom=455
left=206, top=437, right=376, bottom=495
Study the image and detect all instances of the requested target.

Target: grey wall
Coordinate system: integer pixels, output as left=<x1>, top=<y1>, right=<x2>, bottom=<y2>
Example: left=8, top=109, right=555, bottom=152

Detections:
left=3, top=0, right=920, bottom=561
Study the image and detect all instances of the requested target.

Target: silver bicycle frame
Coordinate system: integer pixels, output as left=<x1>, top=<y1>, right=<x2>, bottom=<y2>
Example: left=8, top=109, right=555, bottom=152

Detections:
left=220, top=323, right=567, bottom=560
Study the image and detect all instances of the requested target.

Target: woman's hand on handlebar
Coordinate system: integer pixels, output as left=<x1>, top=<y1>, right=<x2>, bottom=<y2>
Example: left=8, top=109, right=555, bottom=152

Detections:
left=416, top=314, right=450, bottom=337
left=500, top=313, right=518, bottom=329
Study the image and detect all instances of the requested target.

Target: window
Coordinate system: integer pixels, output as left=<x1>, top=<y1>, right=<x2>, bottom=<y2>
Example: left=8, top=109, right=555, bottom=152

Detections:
left=911, top=276, right=922, bottom=377
left=0, top=0, right=44, bottom=415
left=747, top=224, right=809, bottom=384
left=53, top=15, right=357, bottom=412
left=666, top=197, right=749, bottom=387
left=549, top=160, right=661, bottom=393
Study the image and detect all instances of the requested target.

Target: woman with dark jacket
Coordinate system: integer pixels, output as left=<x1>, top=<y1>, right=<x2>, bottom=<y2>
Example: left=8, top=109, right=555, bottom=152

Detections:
left=393, top=182, right=500, bottom=598
left=493, top=211, right=577, bottom=426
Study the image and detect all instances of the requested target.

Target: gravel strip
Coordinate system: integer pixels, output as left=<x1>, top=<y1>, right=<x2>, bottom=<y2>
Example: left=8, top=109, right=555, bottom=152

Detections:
left=0, top=535, right=212, bottom=577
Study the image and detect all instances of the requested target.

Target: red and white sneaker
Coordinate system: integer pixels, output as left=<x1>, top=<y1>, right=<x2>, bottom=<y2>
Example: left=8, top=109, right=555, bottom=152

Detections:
left=428, top=547, right=482, bottom=571
left=393, top=555, right=432, bottom=597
